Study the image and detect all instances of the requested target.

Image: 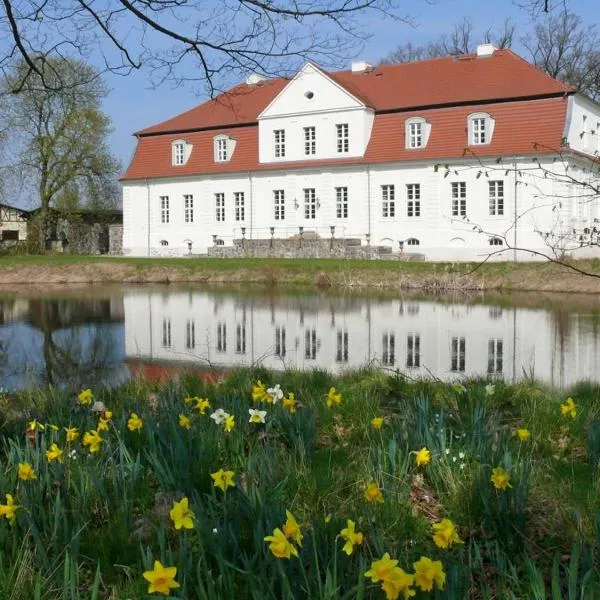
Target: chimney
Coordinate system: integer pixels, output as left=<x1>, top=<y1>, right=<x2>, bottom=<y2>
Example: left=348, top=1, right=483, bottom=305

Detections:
left=351, top=60, right=373, bottom=73
left=245, top=73, right=268, bottom=85
left=476, top=44, right=497, bottom=58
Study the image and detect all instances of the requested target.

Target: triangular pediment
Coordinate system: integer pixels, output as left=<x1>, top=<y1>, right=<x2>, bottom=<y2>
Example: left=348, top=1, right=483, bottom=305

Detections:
left=258, top=63, right=365, bottom=119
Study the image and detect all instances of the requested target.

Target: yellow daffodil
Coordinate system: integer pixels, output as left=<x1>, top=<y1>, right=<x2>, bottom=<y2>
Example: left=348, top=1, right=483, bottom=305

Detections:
left=560, top=397, right=577, bottom=419
left=179, top=414, right=191, bottom=430
left=382, top=567, right=416, bottom=600
left=339, top=519, right=363, bottom=555
left=490, top=467, right=512, bottom=490
left=326, top=387, right=342, bottom=408
left=371, top=417, right=384, bottom=429
left=365, top=553, right=400, bottom=583
left=249, top=409, right=267, bottom=424
left=413, top=556, right=446, bottom=592
left=283, top=392, right=297, bottom=414
left=211, top=469, right=235, bottom=492
left=252, top=381, right=268, bottom=403
left=77, top=388, right=93, bottom=405
left=194, top=398, right=211, bottom=414
left=104, top=410, right=113, bottom=420
left=49, top=424, right=59, bottom=431
left=264, top=528, right=299, bottom=559
left=414, top=447, right=431, bottom=467
left=516, top=428, right=531, bottom=441
left=28, top=420, right=45, bottom=431
left=283, top=510, right=303, bottom=546
left=82, top=430, right=103, bottom=453
left=432, top=518, right=463, bottom=549
left=169, top=497, right=195, bottom=530
left=183, top=395, right=196, bottom=406
left=46, top=443, right=64, bottom=463
left=143, top=560, right=180, bottom=595
left=64, top=427, right=79, bottom=442
left=97, top=417, right=110, bottom=432
left=364, top=481, right=384, bottom=504
left=223, top=415, right=235, bottom=433
left=0, top=494, right=18, bottom=526
left=18, top=462, right=36, bottom=481
left=127, top=413, right=143, bottom=432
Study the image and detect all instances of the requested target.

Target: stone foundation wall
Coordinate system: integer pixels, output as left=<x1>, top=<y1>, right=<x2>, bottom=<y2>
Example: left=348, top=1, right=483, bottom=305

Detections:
left=109, top=225, right=123, bottom=255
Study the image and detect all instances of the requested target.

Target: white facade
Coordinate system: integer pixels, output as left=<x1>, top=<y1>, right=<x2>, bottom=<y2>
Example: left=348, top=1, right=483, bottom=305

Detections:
left=0, top=204, right=28, bottom=242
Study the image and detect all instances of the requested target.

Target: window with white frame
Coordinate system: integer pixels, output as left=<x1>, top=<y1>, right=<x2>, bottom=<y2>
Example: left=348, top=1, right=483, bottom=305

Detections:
left=275, top=326, right=286, bottom=357
left=407, top=184, right=421, bottom=217
left=304, top=126, right=316, bottom=155
left=406, top=238, right=420, bottom=246
left=174, top=143, right=185, bottom=165
left=185, top=320, right=195, bottom=350
left=216, top=322, right=226, bottom=352
left=335, top=186, right=348, bottom=219
left=487, top=338, right=503, bottom=374
left=450, top=336, right=465, bottom=372
left=215, top=193, right=225, bottom=222
left=468, top=113, right=494, bottom=145
left=336, top=123, right=349, bottom=153
left=451, top=182, right=466, bottom=217
left=489, top=237, right=503, bottom=246
left=488, top=180, right=504, bottom=216
left=235, top=324, right=246, bottom=354
left=217, top=138, right=229, bottom=161
left=304, top=188, right=316, bottom=219
left=381, top=185, right=395, bottom=218
left=405, top=117, right=430, bottom=149
left=274, top=129, right=285, bottom=158
left=160, top=196, right=170, bottom=223
left=274, top=190, right=285, bottom=220
left=162, top=318, right=171, bottom=348
left=336, top=329, right=348, bottom=363
left=382, top=333, right=395, bottom=366
left=305, top=329, right=317, bottom=360
left=472, top=118, right=486, bottom=144
left=184, top=194, right=194, bottom=223
left=234, top=192, right=245, bottom=221
left=406, top=333, right=420, bottom=368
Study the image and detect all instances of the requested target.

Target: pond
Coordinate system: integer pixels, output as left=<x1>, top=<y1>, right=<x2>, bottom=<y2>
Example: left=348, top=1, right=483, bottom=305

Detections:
left=2, top=285, right=600, bottom=390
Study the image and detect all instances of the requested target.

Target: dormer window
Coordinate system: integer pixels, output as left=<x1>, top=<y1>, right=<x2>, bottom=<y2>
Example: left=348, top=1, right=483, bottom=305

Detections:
left=405, top=118, right=431, bottom=149
left=171, top=139, right=192, bottom=166
left=214, top=134, right=236, bottom=162
left=468, top=112, right=495, bottom=145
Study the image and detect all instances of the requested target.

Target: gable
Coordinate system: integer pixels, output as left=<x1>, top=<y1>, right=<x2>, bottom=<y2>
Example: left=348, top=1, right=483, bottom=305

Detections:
left=259, top=63, right=365, bottom=119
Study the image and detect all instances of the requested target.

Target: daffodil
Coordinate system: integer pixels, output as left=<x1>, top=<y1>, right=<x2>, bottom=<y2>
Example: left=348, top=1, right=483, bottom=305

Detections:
left=143, top=560, right=180, bottom=595
left=266, top=384, right=283, bottom=403
left=453, top=383, right=466, bottom=394
left=283, top=392, right=297, bottom=414
left=210, top=408, right=229, bottom=425
left=211, top=469, right=235, bottom=492
left=0, top=494, right=18, bottom=526
left=64, top=427, right=79, bottom=442
left=18, top=462, right=36, bottom=481
left=490, top=467, right=512, bottom=490
left=46, top=443, right=64, bottom=463
left=283, top=510, right=303, bottom=546
left=194, top=398, right=211, bottom=414
left=169, top=497, right=195, bottom=530
left=371, top=417, right=384, bottom=429
left=485, top=384, right=495, bottom=396
left=326, top=387, right=342, bottom=408
left=223, top=415, right=235, bottom=432
left=561, top=397, right=577, bottom=419
left=432, top=518, right=463, bottom=549
left=97, top=417, right=110, bottom=432
left=382, top=568, right=416, bottom=600
left=365, top=553, right=399, bottom=583
left=516, top=428, right=531, bottom=441
left=179, top=414, right=191, bottom=429
left=77, top=388, right=93, bottom=405
left=413, top=556, right=446, bottom=592
left=264, top=527, right=299, bottom=559
left=249, top=408, right=267, bottom=424
left=252, top=381, right=267, bottom=403
left=414, top=447, right=431, bottom=467
left=28, top=420, right=45, bottom=431
left=127, top=412, right=143, bottom=432
left=364, top=481, right=384, bottom=504
left=82, top=430, right=103, bottom=453
left=183, top=395, right=196, bottom=406
left=339, top=519, right=363, bottom=555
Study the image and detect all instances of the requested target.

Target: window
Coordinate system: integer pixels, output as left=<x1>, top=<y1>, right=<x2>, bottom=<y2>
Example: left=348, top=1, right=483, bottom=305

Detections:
left=162, top=318, right=171, bottom=348
left=186, top=320, right=195, bottom=350
left=468, top=113, right=494, bottom=145
left=274, top=129, right=285, bottom=158
left=406, top=238, right=420, bottom=246
left=159, top=240, right=168, bottom=246
left=407, top=334, right=421, bottom=368
left=472, top=118, right=486, bottom=144
left=304, top=126, right=316, bottom=155
left=275, top=326, right=286, bottom=357
left=487, top=338, right=503, bottom=374
left=160, top=196, right=169, bottom=223
left=381, top=185, right=395, bottom=218
left=336, top=186, right=348, bottom=219
left=215, top=193, right=225, bottom=222
left=1, top=230, right=18, bottom=241
left=274, top=190, right=285, bottom=220
left=216, top=323, right=227, bottom=352
left=304, top=188, right=316, bottom=219
left=488, top=180, right=504, bottom=216
left=405, top=117, right=430, bottom=149
left=336, top=123, right=349, bottom=153
left=174, top=143, right=184, bottom=165
left=489, top=237, right=503, bottom=246
left=172, top=139, right=191, bottom=166
left=305, top=329, right=317, bottom=360
left=382, top=333, right=395, bottom=366
left=234, top=192, right=245, bottom=221
left=336, top=330, right=349, bottom=363
left=235, top=324, right=246, bottom=354
left=451, top=182, right=466, bottom=217
left=407, top=184, right=421, bottom=217
left=489, top=306, right=503, bottom=320
left=216, top=137, right=228, bottom=161
left=184, top=194, right=194, bottom=223
left=450, top=337, right=465, bottom=372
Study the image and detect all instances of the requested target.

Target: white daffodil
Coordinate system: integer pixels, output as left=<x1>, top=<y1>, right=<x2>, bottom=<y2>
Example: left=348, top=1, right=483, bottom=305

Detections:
left=266, top=384, right=284, bottom=403
left=485, top=384, right=495, bottom=396
left=454, top=383, right=467, bottom=394
left=210, top=408, right=229, bottom=425
left=248, top=408, right=267, bottom=424
left=458, top=452, right=465, bottom=459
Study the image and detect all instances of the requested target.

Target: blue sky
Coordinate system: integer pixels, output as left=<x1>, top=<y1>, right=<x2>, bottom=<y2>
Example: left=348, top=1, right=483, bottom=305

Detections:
left=106, top=0, right=598, bottom=170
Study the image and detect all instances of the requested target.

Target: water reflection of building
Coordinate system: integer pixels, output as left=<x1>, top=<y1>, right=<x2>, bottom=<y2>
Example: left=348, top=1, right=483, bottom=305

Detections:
left=124, top=291, right=600, bottom=387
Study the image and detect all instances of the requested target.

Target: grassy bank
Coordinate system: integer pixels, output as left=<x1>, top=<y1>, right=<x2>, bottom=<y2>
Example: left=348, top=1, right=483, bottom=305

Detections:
left=1, top=370, right=599, bottom=598
left=2, top=255, right=600, bottom=293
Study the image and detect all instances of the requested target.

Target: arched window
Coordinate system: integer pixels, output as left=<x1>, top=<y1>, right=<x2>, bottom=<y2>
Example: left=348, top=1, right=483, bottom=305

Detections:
left=489, top=237, right=503, bottom=246
left=214, top=134, right=237, bottom=162
left=171, top=139, right=192, bottom=166
left=406, top=238, right=420, bottom=246
left=468, top=112, right=495, bottom=145
left=405, top=117, right=431, bottom=149
left=160, top=240, right=169, bottom=246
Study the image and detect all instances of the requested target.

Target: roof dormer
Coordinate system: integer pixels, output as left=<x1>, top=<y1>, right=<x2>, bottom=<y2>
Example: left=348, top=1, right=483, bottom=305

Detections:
left=214, top=134, right=237, bottom=163
left=171, top=139, right=192, bottom=166
left=468, top=112, right=495, bottom=146
left=405, top=117, right=431, bottom=149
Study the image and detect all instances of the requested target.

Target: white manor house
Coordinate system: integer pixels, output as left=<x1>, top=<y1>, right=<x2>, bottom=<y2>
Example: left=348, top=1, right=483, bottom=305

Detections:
left=121, top=45, right=600, bottom=260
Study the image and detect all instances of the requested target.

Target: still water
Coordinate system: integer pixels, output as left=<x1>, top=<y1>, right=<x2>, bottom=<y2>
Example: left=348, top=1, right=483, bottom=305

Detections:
left=2, top=285, right=600, bottom=390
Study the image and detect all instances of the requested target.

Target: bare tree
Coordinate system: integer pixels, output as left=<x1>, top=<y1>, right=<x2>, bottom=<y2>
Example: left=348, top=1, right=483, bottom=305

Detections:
left=0, top=0, right=402, bottom=94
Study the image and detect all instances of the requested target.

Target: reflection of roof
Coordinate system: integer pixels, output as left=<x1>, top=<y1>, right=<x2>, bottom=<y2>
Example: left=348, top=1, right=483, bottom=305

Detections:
left=125, top=359, right=229, bottom=384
